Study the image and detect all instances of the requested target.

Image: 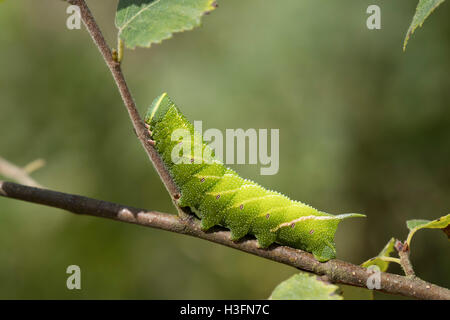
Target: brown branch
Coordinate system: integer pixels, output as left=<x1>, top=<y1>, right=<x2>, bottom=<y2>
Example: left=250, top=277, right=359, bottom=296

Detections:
left=395, top=240, right=416, bottom=277
left=67, top=0, right=180, bottom=202
left=1, top=180, right=449, bottom=300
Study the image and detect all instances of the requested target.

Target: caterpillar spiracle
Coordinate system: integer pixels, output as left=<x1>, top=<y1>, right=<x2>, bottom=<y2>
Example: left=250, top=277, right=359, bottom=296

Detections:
left=145, top=93, right=364, bottom=262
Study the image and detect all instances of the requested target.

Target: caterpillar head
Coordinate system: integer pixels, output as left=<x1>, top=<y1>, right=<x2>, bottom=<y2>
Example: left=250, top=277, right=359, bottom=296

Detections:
left=145, top=92, right=174, bottom=128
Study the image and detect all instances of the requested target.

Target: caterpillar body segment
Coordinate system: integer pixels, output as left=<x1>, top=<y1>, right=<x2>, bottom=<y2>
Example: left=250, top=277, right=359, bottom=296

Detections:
left=145, top=93, right=364, bottom=261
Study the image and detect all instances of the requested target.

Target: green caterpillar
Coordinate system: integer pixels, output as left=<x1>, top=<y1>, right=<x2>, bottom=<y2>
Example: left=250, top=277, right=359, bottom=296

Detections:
left=145, top=93, right=364, bottom=262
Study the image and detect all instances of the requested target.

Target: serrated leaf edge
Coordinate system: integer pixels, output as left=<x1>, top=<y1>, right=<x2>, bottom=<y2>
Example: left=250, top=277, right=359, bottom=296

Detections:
left=116, top=0, right=217, bottom=49
left=403, top=0, right=446, bottom=51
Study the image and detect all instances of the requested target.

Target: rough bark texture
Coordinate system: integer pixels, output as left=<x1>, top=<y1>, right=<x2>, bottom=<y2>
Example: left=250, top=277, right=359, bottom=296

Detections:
left=2, top=180, right=449, bottom=300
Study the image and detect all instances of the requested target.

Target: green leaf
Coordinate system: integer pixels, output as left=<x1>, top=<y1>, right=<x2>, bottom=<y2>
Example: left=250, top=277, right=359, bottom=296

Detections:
left=269, top=273, right=343, bottom=300
left=361, top=237, right=396, bottom=272
left=406, top=219, right=431, bottom=230
left=116, top=0, right=217, bottom=49
left=406, top=214, right=450, bottom=245
left=403, top=0, right=446, bottom=51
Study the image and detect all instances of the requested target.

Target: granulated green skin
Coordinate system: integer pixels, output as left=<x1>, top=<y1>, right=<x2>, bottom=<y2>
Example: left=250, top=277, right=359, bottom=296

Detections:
left=145, top=93, right=363, bottom=261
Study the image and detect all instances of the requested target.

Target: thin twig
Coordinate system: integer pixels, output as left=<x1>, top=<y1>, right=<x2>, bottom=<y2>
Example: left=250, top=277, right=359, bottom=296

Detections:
left=22, top=159, right=46, bottom=175
left=395, top=240, right=416, bottom=277
left=0, top=157, right=43, bottom=188
left=67, top=0, right=180, bottom=205
left=57, top=0, right=450, bottom=299
left=1, top=180, right=449, bottom=300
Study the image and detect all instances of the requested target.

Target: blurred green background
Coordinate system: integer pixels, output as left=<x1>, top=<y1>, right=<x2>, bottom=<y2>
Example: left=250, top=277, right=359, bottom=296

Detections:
left=0, top=0, right=449, bottom=299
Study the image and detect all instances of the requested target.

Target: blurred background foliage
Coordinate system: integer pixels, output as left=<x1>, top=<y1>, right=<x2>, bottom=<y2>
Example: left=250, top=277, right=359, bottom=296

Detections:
left=0, top=0, right=449, bottom=299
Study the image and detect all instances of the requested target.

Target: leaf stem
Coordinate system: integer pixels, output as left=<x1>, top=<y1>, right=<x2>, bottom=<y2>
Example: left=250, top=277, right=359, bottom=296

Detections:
left=406, top=229, right=416, bottom=247
left=117, top=38, right=124, bottom=63
left=377, top=256, right=402, bottom=265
